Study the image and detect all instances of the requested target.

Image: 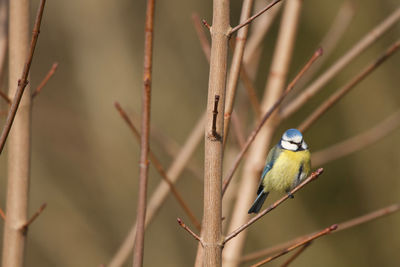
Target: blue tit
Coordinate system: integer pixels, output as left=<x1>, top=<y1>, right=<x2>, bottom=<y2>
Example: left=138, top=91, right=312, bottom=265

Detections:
left=248, top=129, right=311, bottom=214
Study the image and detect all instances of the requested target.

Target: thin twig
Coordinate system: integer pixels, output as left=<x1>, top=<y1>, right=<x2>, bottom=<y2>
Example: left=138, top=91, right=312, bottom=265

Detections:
left=312, top=109, right=400, bottom=167
left=229, top=0, right=283, bottom=36
left=202, top=19, right=211, bottom=31
left=193, top=12, right=261, bottom=117
left=0, top=207, right=5, bottom=220
left=31, top=62, right=59, bottom=98
left=231, top=111, right=246, bottom=149
left=239, top=64, right=262, bottom=117
left=299, top=40, right=400, bottom=132
left=221, top=48, right=323, bottom=196
left=114, top=102, right=201, bottom=230
left=0, top=90, right=10, bottom=104
left=243, top=0, right=281, bottom=67
left=109, top=114, right=205, bottom=267
left=20, top=203, right=47, bottom=234
left=0, top=0, right=46, bottom=154
left=192, top=13, right=211, bottom=61
left=223, top=0, right=255, bottom=145
left=223, top=168, right=324, bottom=244
left=177, top=218, right=203, bottom=245
left=241, top=203, right=400, bottom=263
left=294, top=1, right=354, bottom=91
left=281, top=7, right=400, bottom=119
left=251, top=225, right=337, bottom=267
left=280, top=242, right=312, bottom=267
left=128, top=110, right=203, bottom=182
left=133, top=0, right=155, bottom=265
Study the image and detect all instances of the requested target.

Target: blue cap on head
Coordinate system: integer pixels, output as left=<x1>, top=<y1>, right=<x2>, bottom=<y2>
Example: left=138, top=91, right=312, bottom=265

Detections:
left=282, top=129, right=303, bottom=143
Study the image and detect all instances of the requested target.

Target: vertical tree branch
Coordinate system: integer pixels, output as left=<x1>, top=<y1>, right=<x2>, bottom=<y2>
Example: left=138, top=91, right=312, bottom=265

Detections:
left=114, top=102, right=201, bottom=230
left=0, top=0, right=46, bottom=153
left=222, top=1, right=303, bottom=266
left=0, top=0, right=8, bottom=92
left=109, top=114, right=205, bottom=267
left=223, top=0, right=254, bottom=145
left=1, top=1, right=47, bottom=266
left=202, top=0, right=230, bottom=265
left=132, top=0, right=155, bottom=266
left=2, top=0, right=32, bottom=266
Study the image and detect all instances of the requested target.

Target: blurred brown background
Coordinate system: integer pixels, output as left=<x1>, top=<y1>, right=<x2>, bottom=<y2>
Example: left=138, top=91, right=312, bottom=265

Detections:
left=0, top=0, right=399, bottom=266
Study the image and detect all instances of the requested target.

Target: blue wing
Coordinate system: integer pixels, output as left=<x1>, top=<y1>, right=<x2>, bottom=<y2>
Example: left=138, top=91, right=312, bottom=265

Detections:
left=256, top=145, right=280, bottom=194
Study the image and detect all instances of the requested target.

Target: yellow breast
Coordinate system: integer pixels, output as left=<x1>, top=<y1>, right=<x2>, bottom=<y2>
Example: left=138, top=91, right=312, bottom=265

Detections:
left=263, top=149, right=310, bottom=192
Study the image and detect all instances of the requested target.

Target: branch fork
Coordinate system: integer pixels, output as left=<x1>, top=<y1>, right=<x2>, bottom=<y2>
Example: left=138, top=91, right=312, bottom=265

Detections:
left=177, top=218, right=204, bottom=246
left=202, top=19, right=211, bottom=31
left=20, top=203, right=47, bottom=235
left=223, top=168, right=324, bottom=245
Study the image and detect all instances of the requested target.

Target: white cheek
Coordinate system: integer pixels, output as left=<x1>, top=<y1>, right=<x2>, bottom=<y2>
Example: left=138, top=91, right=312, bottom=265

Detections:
left=281, top=140, right=298, bottom=151
left=301, top=141, right=308, bottom=150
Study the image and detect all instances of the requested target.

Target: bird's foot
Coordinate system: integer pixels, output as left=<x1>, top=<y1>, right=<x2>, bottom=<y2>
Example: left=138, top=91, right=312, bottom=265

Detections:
left=286, top=191, right=294, bottom=199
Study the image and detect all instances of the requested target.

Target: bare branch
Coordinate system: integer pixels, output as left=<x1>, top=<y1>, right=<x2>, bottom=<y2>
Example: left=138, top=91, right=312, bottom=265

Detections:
left=193, top=13, right=262, bottom=118
left=31, top=62, right=59, bottom=98
left=243, top=1, right=281, bottom=67
left=114, top=102, right=201, bottom=230
left=223, top=168, right=324, bottom=244
left=231, top=111, right=246, bottom=149
left=132, top=0, right=155, bottom=265
left=299, top=40, right=400, bottom=132
left=202, top=19, right=211, bottom=31
left=294, top=2, right=354, bottom=90
left=20, top=203, right=47, bottom=234
left=229, top=0, right=283, bottom=36
left=281, top=7, right=400, bottom=119
left=241, top=203, right=400, bottom=263
left=222, top=3, right=304, bottom=266
left=223, top=0, right=255, bottom=145
left=192, top=13, right=211, bottom=61
left=0, top=207, right=5, bottom=220
left=0, top=0, right=46, bottom=154
left=251, top=225, right=337, bottom=267
left=109, top=113, right=205, bottom=267
left=0, top=0, right=8, bottom=99
left=239, top=65, right=262, bottom=117
left=280, top=242, right=312, bottom=267
left=2, top=1, right=46, bottom=267
left=127, top=110, right=203, bottom=182
left=177, top=218, right=203, bottom=245
left=202, top=0, right=230, bottom=264
left=0, top=90, right=10, bottom=104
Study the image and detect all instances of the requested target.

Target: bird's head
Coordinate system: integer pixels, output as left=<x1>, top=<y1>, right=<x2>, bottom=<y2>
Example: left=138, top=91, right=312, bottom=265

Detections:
left=280, top=129, right=308, bottom=151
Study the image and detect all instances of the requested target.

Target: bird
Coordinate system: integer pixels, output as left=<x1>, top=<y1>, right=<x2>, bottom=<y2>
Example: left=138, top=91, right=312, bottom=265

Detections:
left=248, top=129, right=311, bottom=214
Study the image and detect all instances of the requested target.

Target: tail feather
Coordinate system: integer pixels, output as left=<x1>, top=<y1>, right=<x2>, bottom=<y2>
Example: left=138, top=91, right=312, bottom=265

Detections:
left=248, top=191, right=269, bottom=214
